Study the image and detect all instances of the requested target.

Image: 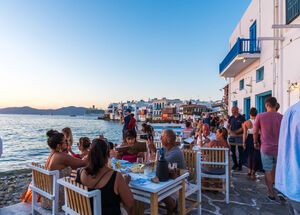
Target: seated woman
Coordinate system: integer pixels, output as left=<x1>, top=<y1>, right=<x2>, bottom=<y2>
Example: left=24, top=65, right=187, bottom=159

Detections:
left=41, top=130, right=87, bottom=210
left=62, top=127, right=73, bottom=153
left=141, top=123, right=154, bottom=141
left=69, top=137, right=91, bottom=160
left=76, top=138, right=134, bottom=215
left=202, top=128, right=230, bottom=175
left=208, top=127, right=230, bottom=148
left=117, top=130, right=147, bottom=162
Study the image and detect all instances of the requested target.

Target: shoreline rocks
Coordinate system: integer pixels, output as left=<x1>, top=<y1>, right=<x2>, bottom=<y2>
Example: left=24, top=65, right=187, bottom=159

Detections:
left=0, top=169, right=32, bottom=208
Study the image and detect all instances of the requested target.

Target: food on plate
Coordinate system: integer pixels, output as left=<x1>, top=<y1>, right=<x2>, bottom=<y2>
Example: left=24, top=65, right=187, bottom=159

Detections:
left=130, top=164, right=145, bottom=173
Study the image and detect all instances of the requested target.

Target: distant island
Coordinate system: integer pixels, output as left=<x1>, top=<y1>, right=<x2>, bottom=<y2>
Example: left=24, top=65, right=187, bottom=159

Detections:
left=0, top=106, right=104, bottom=116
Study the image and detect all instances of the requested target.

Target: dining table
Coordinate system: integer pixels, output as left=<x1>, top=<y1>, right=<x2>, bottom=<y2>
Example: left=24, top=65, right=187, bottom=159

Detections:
left=111, top=158, right=189, bottom=215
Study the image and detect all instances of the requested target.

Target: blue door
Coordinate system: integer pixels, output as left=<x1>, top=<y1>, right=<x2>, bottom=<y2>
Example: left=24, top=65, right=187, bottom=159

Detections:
left=244, top=97, right=251, bottom=120
left=249, top=21, right=257, bottom=52
left=256, top=91, right=272, bottom=113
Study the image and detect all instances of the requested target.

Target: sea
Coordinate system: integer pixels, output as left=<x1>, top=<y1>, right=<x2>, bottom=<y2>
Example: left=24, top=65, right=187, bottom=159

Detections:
left=0, top=114, right=123, bottom=172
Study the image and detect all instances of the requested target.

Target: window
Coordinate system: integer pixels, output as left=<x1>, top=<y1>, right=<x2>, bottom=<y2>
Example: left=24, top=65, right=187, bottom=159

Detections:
left=256, top=67, right=264, bottom=82
left=286, top=0, right=300, bottom=24
left=239, top=79, right=244, bottom=90
left=232, top=101, right=238, bottom=107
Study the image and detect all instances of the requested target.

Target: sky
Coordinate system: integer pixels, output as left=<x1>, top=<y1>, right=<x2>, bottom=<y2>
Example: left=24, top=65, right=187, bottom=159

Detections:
left=0, top=0, right=251, bottom=109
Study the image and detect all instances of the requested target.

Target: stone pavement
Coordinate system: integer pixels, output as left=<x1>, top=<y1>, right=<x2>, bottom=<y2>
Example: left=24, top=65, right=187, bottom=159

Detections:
left=188, top=169, right=289, bottom=215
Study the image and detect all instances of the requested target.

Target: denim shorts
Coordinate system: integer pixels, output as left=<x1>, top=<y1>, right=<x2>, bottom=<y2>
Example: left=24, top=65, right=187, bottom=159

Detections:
left=261, top=152, right=277, bottom=171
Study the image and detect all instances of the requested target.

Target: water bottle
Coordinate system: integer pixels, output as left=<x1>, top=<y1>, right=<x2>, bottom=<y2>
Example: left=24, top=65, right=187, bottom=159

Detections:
left=156, top=148, right=169, bottom=182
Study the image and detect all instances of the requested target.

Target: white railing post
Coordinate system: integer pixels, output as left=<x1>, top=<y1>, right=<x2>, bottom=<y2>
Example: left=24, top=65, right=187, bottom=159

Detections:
left=196, top=151, right=201, bottom=215
left=225, top=150, right=229, bottom=204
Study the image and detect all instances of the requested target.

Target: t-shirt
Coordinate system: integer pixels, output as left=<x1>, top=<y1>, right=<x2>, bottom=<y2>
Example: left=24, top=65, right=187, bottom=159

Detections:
left=228, top=114, right=245, bottom=133
left=254, top=112, right=283, bottom=156
left=165, top=146, right=185, bottom=169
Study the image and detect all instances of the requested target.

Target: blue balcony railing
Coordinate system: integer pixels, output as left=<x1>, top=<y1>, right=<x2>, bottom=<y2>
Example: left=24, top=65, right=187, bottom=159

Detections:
left=219, top=38, right=261, bottom=74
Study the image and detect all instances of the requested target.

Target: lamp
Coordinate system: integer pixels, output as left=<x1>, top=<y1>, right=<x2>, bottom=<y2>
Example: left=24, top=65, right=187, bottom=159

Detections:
left=288, top=82, right=299, bottom=92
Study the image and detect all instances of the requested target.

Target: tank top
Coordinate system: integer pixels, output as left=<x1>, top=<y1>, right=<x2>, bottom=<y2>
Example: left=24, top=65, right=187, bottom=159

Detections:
left=248, top=119, right=255, bottom=134
left=77, top=170, right=121, bottom=215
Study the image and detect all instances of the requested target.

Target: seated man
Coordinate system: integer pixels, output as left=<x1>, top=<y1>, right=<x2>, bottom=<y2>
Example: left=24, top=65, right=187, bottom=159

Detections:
left=196, top=123, right=216, bottom=146
left=162, top=129, right=185, bottom=169
left=161, top=129, right=185, bottom=215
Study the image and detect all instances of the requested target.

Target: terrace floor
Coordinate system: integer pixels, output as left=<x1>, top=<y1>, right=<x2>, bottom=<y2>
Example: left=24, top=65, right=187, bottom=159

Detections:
left=0, top=168, right=290, bottom=215
left=187, top=169, right=289, bottom=215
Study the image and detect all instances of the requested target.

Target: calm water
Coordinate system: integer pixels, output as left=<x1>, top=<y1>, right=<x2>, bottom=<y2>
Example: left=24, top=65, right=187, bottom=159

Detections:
left=0, top=114, right=123, bottom=172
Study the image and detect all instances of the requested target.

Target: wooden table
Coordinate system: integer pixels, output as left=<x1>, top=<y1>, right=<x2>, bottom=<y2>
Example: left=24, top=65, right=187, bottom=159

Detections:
left=128, top=172, right=189, bottom=215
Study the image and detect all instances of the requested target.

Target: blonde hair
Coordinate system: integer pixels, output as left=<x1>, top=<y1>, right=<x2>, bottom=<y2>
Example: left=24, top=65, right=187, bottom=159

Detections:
left=62, top=127, right=73, bottom=146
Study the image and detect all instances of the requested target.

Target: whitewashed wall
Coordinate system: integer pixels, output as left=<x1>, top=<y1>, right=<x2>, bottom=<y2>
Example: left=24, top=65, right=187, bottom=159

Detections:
left=226, top=0, right=300, bottom=114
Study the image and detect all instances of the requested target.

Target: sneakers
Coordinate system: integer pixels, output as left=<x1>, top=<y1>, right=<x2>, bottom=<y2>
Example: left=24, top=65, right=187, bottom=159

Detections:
left=267, top=195, right=279, bottom=204
left=277, top=193, right=287, bottom=202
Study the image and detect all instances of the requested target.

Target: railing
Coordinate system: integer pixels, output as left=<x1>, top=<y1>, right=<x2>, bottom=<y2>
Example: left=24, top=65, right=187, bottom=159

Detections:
left=219, top=38, right=261, bottom=74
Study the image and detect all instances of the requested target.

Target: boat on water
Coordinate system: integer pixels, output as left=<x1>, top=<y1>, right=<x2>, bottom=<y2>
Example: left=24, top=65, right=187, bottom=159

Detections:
left=84, top=106, right=105, bottom=119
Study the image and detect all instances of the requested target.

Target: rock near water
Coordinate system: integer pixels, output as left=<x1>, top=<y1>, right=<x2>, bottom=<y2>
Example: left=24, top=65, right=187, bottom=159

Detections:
left=0, top=169, right=32, bottom=209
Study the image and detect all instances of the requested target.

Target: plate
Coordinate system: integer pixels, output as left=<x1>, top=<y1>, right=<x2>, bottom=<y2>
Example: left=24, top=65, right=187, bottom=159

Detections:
left=130, top=178, right=151, bottom=186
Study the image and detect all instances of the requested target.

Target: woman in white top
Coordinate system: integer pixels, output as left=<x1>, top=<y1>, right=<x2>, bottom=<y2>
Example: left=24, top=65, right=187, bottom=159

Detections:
left=243, top=107, right=258, bottom=180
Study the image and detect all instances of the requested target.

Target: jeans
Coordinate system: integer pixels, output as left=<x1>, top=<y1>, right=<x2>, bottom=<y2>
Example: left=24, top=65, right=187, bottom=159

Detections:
left=231, top=145, right=244, bottom=167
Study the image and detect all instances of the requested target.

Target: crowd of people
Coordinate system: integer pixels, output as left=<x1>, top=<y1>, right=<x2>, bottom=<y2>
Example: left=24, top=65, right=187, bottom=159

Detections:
left=17, top=97, right=300, bottom=214
left=182, top=97, right=300, bottom=213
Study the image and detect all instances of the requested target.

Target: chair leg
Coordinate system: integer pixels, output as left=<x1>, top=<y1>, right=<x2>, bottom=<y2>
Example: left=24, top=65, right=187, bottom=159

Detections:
left=226, top=177, right=229, bottom=204
left=32, top=191, right=35, bottom=215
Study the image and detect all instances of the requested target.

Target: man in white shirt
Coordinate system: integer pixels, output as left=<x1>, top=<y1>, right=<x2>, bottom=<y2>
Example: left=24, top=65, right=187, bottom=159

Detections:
left=196, top=123, right=216, bottom=146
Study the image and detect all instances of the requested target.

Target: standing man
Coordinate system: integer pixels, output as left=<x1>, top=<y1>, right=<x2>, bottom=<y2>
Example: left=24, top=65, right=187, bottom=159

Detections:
left=254, top=97, right=282, bottom=201
left=275, top=101, right=300, bottom=214
left=123, top=109, right=132, bottom=139
left=228, top=106, right=245, bottom=171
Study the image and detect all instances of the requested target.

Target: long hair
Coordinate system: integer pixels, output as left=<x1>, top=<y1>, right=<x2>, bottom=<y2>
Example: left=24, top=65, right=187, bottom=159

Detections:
left=85, top=138, right=109, bottom=176
left=62, top=127, right=73, bottom=146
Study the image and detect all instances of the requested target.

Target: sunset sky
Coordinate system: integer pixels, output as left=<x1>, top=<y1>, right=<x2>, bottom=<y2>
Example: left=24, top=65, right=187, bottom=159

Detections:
left=0, top=0, right=251, bottom=109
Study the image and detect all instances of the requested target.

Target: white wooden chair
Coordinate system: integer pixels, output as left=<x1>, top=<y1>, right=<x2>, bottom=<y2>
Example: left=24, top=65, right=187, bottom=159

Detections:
left=198, top=147, right=230, bottom=204
left=182, top=149, right=201, bottom=214
left=29, top=162, right=60, bottom=215
left=57, top=177, right=101, bottom=215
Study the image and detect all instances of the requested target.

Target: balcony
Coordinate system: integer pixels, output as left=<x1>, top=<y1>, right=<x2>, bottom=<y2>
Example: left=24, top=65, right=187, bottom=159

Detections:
left=219, top=38, right=261, bottom=78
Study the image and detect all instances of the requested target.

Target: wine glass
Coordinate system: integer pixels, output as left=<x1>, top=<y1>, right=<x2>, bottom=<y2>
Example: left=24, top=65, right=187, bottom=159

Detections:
left=137, top=157, right=144, bottom=164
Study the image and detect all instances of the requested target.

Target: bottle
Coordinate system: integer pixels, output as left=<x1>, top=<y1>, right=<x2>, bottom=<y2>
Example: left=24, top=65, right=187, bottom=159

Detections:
left=156, top=148, right=169, bottom=182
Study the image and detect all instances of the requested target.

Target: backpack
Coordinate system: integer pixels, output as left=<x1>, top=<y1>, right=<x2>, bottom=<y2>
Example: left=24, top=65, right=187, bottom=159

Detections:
left=127, top=116, right=136, bottom=130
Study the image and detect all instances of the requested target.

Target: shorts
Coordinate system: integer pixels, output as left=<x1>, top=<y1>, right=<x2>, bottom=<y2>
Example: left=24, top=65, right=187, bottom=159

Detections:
left=261, top=152, right=277, bottom=171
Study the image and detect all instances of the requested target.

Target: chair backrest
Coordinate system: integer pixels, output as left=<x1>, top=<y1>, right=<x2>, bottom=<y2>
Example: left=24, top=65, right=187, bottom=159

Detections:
left=199, top=147, right=229, bottom=168
left=182, top=149, right=197, bottom=183
left=31, top=163, right=54, bottom=194
left=58, top=177, right=101, bottom=215
left=29, top=162, right=60, bottom=214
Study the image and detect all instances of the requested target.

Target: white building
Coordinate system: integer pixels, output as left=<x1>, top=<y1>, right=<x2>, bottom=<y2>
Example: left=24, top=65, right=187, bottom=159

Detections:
left=219, top=0, right=300, bottom=118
